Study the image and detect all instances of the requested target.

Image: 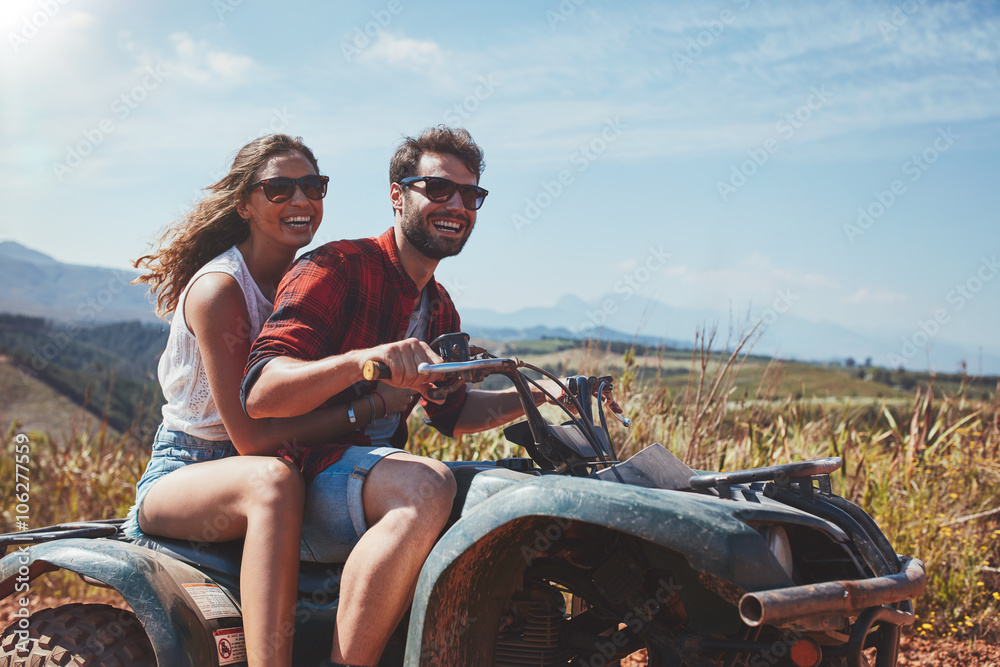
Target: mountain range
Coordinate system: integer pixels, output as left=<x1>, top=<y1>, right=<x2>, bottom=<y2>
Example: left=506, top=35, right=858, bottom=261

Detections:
left=0, top=241, right=159, bottom=324
left=2, top=240, right=998, bottom=374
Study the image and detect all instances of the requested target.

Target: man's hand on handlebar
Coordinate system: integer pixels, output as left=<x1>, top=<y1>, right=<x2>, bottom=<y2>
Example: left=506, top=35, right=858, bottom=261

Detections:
left=362, top=338, right=445, bottom=399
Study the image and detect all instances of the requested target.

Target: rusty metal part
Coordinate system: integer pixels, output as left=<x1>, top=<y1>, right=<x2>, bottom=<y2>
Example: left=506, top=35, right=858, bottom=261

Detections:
left=738, top=557, right=924, bottom=627
left=842, top=605, right=912, bottom=667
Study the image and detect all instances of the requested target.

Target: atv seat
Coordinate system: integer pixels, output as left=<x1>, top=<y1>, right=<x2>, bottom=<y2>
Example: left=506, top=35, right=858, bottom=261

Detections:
left=130, top=534, right=344, bottom=600
left=126, top=464, right=529, bottom=603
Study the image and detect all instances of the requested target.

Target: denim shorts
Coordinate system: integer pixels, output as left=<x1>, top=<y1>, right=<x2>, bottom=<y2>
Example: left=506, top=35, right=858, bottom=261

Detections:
left=121, top=425, right=238, bottom=539
left=299, top=445, right=405, bottom=563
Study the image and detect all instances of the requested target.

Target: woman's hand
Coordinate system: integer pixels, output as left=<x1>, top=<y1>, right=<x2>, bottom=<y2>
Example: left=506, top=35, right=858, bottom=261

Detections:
left=373, top=382, right=417, bottom=416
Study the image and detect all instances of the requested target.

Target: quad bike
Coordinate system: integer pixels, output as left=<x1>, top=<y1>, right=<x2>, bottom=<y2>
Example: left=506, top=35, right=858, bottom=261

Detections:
left=0, top=333, right=924, bottom=666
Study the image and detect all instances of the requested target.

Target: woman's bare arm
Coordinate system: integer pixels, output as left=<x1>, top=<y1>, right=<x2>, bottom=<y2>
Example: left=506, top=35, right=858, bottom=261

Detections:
left=186, top=273, right=410, bottom=456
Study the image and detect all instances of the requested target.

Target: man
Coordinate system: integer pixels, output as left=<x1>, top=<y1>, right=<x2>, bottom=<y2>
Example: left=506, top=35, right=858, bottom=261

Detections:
left=242, top=125, right=558, bottom=667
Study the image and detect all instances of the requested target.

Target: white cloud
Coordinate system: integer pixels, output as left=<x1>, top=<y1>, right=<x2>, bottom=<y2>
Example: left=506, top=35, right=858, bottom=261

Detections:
left=167, top=32, right=255, bottom=84
left=206, top=50, right=253, bottom=80
left=459, top=0, right=1000, bottom=161
left=359, top=32, right=447, bottom=71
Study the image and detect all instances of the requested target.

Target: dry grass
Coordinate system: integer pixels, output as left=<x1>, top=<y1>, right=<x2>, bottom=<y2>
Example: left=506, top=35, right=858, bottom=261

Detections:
left=522, top=333, right=1000, bottom=641
left=2, top=336, right=997, bottom=641
left=1, top=418, right=149, bottom=601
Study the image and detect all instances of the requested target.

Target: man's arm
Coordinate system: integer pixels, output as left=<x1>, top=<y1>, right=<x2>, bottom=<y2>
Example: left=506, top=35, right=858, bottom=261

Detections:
left=450, top=380, right=563, bottom=436
left=245, top=339, right=442, bottom=419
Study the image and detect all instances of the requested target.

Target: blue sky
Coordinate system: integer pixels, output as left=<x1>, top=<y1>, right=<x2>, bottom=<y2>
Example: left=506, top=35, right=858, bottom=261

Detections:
left=1, top=0, right=998, bottom=370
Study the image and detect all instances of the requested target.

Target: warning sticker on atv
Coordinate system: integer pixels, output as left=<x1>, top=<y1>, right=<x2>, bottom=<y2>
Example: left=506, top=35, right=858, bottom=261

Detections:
left=213, top=627, right=247, bottom=666
left=182, top=583, right=241, bottom=620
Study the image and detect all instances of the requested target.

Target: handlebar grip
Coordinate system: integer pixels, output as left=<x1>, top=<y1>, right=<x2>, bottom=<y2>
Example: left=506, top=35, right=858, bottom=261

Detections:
left=363, top=360, right=391, bottom=381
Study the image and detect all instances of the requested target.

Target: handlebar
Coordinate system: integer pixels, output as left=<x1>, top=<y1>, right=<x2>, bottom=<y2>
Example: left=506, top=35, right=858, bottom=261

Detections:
left=363, top=357, right=520, bottom=382
left=416, top=358, right=520, bottom=375
left=362, top=342, right=629, bottom=475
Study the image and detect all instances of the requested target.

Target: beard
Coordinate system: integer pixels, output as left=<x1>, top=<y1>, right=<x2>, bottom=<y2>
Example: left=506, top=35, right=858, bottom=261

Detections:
left=400, top=198, right=474, bottom=261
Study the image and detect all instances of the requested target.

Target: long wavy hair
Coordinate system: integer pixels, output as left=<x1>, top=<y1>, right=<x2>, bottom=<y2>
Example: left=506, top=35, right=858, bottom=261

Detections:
left=133, top=134, right=320, bottom=318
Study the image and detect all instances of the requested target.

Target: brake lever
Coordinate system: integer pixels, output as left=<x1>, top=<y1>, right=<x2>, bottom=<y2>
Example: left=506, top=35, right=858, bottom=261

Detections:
left=604, top=399, right=631, bottom=428
left=564, top=376, right=629, bottom=426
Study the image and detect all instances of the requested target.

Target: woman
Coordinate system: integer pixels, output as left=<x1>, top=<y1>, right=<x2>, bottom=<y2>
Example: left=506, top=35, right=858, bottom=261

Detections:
left=126, top=133, right=411, bottom=667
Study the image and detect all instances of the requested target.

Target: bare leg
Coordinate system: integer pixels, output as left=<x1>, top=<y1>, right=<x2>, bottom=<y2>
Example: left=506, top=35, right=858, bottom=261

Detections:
left=139, top=456, right=304, bottom=667
left=330, top=454, right=456, bottom=665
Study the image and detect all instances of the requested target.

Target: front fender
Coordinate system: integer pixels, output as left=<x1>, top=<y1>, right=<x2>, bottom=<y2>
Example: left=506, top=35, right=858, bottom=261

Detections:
left=0, top=538, right=241, bottom=667
left=405, top=474, right=794, bottom=665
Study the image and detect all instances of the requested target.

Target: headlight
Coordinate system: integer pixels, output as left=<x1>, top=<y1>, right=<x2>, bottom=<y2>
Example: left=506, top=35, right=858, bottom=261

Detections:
left=758, top=524, right=794, bottom=579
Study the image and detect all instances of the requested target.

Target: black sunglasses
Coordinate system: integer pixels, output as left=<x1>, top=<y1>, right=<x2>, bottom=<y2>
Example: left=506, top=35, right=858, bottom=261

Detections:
left=248, top=175, right=330, bottom=203
left=399, top=176, right=488, bottom=211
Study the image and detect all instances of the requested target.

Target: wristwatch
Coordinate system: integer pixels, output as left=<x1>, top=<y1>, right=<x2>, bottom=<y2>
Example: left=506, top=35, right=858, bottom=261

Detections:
left=347, top=403, right=357, bottom=424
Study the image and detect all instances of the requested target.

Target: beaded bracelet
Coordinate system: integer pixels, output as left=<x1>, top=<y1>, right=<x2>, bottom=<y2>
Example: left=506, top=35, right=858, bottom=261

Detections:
left=372, top=390, right=388, bottom=419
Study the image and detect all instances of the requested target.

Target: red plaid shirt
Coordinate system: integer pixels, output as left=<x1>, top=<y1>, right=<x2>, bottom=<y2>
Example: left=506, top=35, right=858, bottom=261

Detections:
left=242, top=228, right=467, bottom=482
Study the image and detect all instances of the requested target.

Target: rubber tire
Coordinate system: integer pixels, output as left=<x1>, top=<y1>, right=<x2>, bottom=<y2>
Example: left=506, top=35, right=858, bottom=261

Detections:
left=0, top=603, right=156, bottom=667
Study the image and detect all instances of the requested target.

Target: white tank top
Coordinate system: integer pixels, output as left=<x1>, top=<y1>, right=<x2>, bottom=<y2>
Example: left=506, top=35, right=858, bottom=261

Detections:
left=157, top=246, right=273, bottom=440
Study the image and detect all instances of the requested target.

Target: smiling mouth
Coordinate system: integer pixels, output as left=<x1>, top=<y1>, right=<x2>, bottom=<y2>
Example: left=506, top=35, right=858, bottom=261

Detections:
left=281, top=215, right=312, bottom=229
left=431, top=219, right=463, bottom=234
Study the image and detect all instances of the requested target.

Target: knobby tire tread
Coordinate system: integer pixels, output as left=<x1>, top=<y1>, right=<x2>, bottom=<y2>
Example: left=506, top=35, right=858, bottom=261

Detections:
left=0, top=603, right=155, bottom=667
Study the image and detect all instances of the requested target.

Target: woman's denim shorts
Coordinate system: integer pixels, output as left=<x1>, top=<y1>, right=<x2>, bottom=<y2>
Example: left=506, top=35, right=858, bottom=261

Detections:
left=123, top=427, right=403, bottom=564
left=121, top=425, right=238, bottom=539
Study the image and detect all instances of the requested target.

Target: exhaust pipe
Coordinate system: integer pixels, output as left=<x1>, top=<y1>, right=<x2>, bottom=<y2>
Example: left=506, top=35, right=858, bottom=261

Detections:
left=739, top=557, right=925, bottom=627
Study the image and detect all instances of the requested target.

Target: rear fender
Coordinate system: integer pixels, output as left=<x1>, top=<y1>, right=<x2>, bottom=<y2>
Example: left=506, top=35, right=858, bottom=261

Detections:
left=404, top=475, right=794, bottom=665
left=0, top=538, right=241, bottom=667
